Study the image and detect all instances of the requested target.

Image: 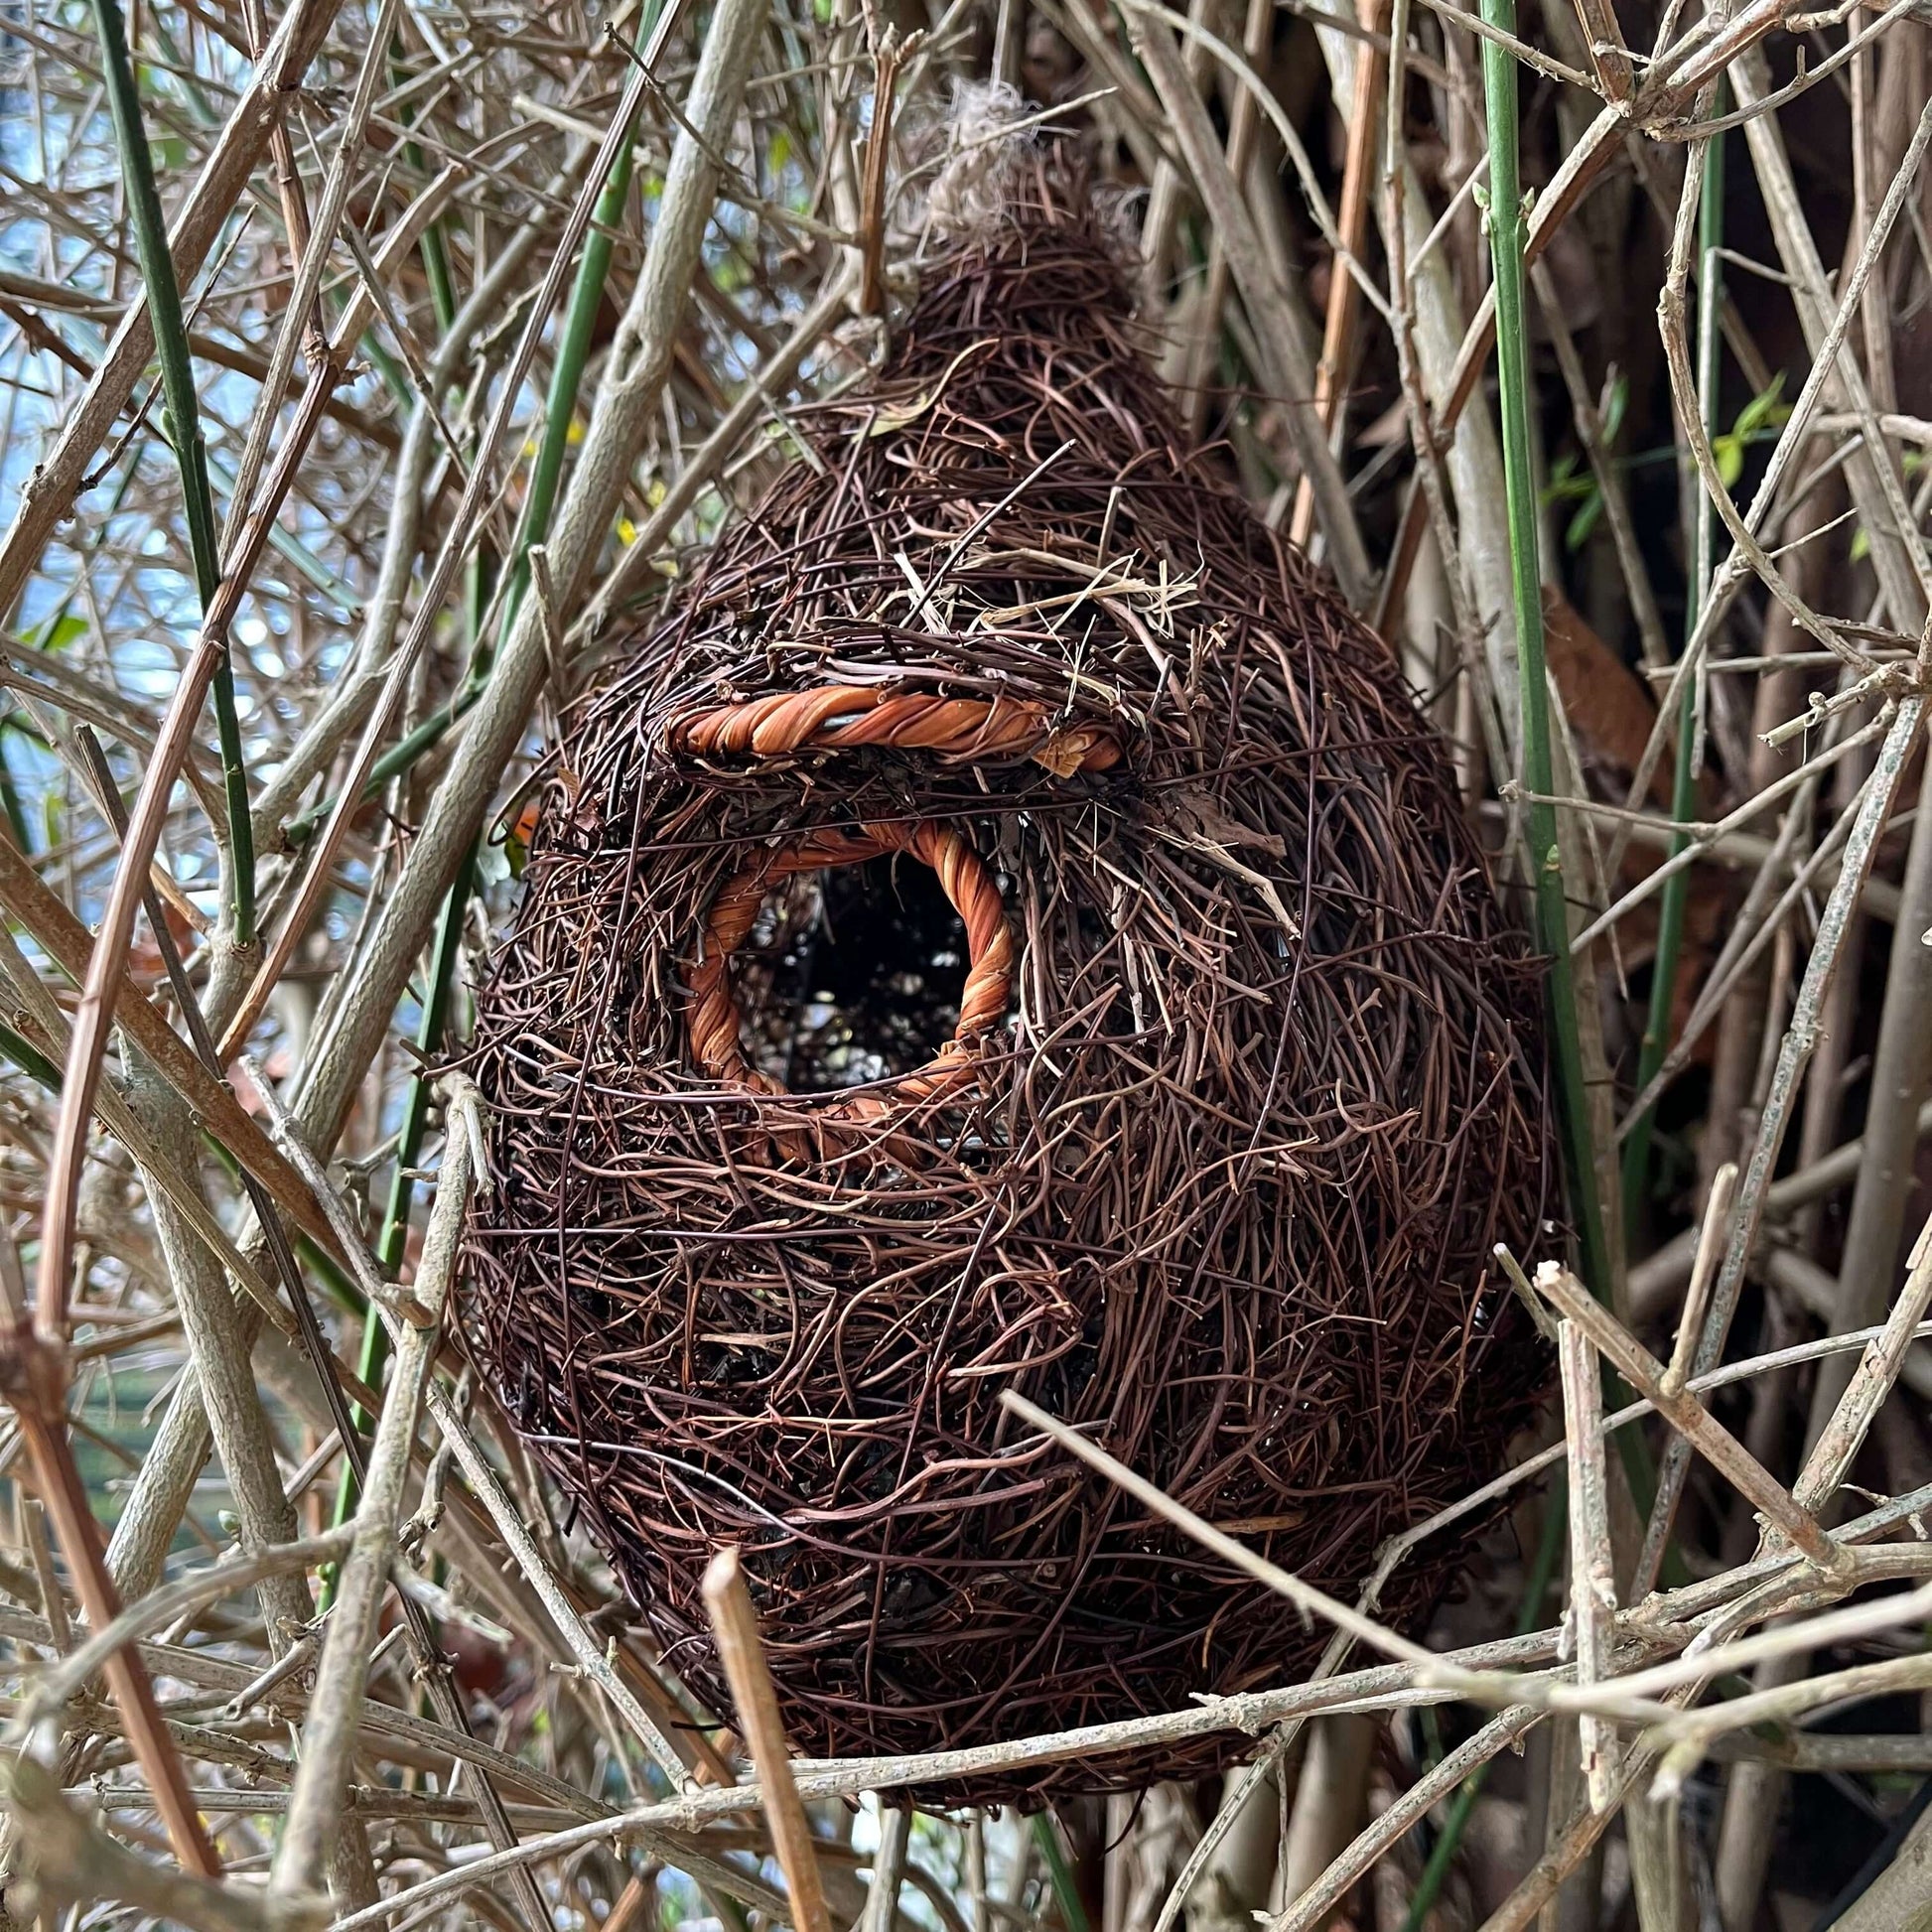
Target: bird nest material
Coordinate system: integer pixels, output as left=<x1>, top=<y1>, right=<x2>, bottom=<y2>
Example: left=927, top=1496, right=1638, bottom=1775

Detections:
left=462, top=157, right=1554, bottom=1806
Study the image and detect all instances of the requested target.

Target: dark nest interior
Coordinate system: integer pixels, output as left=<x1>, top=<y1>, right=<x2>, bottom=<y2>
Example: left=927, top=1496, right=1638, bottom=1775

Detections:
left=460, top=155, right=1556, bottom=1806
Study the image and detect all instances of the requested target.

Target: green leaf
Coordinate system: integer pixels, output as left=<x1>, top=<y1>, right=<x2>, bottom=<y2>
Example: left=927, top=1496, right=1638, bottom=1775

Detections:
left=1599, top=368, right=1629, bottom=447
left=1540, top=451, right=1596, bottom=510
left=1566, top=490, right=1604, bottom=552
left=35, top=613, right=86, bottom=652
left=1733, top=375, right=1784, bottom=435
left=1714, top=433, right=1743, bottom=490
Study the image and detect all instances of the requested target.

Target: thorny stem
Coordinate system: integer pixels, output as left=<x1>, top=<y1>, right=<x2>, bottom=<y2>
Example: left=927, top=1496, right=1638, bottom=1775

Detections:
left=0, top=1393, right=222, bottom=1877
left=364, top=63, right=649, bottom=810
left=34, top=103, right=450, bottom=1356
left=1638, top=677, right=1931, bottom=1589
left=0, top=0, right=342, bottom=624
left=86, top=0, right=255, bottom=947
left=389, top=37, right=460, bottom=340
left=1475, top=0, right=1613, bottom=1301
left=289, top=0, right=767, bottom=1159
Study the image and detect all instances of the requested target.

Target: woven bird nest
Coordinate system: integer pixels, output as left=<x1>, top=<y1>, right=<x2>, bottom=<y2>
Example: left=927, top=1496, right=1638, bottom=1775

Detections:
left=462, top=158, right=1553, bottom=1805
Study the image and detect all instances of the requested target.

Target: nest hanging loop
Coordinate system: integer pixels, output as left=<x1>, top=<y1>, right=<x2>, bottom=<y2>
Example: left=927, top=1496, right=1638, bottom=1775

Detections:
left=462, top=156, right=1553, bottom=1806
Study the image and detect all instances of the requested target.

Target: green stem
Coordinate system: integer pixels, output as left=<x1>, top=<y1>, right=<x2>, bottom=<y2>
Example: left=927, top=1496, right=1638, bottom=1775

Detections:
left=326, top=848, right=476, bottom=1563
left=423, top=232, right=458, bottom=338
left=466, top=543, right=497, bottom=683
left=499, top=116, right=640, bottom=653
left=201, top=1135, right=367, bottom=1317
left=88, top=0, right=255, bottom=946
left=1476, top=0, right=1612, bottom=1305
left=388, top=39, right=459, bottom=338
left=1400, top=1491, right=1567, bottom=1931
left=1621, top=111, right=1726, bottom=1229
left=359, top=328, right=415, bottom=415
left=1032, top=1813, right=1092, bottom=1932
left=0, top=723, right=32, bottom=856
left=286, top=699, right=472, bottom=845
left=209, top=667, right=254, bottom=942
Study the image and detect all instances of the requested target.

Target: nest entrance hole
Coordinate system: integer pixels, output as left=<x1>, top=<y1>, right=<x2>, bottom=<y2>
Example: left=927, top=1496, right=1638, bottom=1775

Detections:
left=736, top=851, right=971, bottom=1092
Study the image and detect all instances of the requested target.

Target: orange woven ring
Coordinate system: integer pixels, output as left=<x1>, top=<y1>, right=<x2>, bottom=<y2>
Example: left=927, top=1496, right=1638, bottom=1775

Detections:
left=670, top=685, right=1121, bottom=774
left=687, top=820, right=1015, bottom=1104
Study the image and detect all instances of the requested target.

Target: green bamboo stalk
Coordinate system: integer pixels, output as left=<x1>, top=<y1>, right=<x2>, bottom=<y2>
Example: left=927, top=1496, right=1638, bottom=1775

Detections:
left=1476, top=0, right=1613, bottom=1305
left=88, top=0, right=256, bottom=946
left=1621, top=112, right=1726, bottom=1228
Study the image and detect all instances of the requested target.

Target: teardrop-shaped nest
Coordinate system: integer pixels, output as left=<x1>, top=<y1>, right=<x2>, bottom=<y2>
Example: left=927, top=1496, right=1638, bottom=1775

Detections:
left=461, top=154, right=1554, bottom=1807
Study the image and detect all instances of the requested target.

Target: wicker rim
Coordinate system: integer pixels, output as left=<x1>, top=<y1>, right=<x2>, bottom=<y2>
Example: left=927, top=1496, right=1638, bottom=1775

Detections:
left=686, top=818, right=1015, bottom=1104
left=669, top=684, right=1122, bottom=776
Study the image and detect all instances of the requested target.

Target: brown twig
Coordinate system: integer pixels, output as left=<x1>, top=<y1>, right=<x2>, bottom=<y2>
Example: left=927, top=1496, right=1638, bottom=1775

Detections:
left=1532, top=1263, right=1852, bottom=1578
left=701, top=1547, right=834, bottom=1932
left=268, top=1081, right=475, bottom=1901
left=1558, top=1316, right=1618, bottom=1813
left=0, top=0, right=345, bottom=621
left=1288, top=0, right=1390, bottom=548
